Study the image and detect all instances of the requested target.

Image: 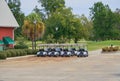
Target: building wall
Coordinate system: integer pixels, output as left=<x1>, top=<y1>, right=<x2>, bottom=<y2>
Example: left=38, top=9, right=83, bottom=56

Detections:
left=0, top=27, right=14, bottom=48
left=0, top=27, right=14, bottom=40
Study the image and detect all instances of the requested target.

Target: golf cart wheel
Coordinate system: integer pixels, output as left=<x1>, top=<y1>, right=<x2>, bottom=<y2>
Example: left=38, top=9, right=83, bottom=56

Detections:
left=77, top=55, right=80, bottom=57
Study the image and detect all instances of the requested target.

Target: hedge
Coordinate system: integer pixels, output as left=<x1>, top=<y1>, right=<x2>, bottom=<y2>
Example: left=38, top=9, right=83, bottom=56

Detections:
left=0, top=49, right=38, bottom=60
left=0, top=52, right=7, bottom=60
left=14, top=45, right=28, bottom=49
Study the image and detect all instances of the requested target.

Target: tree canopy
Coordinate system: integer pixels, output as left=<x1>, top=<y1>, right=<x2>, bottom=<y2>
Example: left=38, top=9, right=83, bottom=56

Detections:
left=38, top=0, right=65, bottom=17
left=6, top=0, right=25, bottom=38
left=90, top=2, right=115, bottom=40
left=22, top=12, right=45, bottom=49
left=5, top=0, right=120, bottom=42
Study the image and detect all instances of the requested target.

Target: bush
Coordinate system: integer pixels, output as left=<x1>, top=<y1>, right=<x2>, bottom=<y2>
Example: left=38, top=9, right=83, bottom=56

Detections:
left=24, top=49, right=38, bottom=55
left=14, top=50, right=20, bottom=56
left=0, top=49, right=36, bottom=59
left=32, top=49, right=38, bottom=54
left=0, top=48, right=55, bottom=59
left=0, top=52, right=6, bottom=59
left=14, top=44, right=28, bottom=49
left=16, top=50, right=26, bottom=56
left=14, top=38, right=28, bottom=49
left=6, top=51, right=12, bottom=57
left=25, top=49, right=33, bottom=54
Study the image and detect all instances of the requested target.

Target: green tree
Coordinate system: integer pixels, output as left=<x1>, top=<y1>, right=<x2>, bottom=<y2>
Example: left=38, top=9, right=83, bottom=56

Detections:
left=38, top=0, right=89, bottom=43
left=33, top=6, right=46, bottom=22
left=5, top=0, right=25, bottom=38
left=45, top=8, right=88, bottom=43
left=44, top=8, right=77, bottom=43
left=90, top=2, right=114, bottom=40
left=38, top=0, right=65, bottom=17
left=111, top=8, right=120, bottom=39
left=80, top=14, right=93, bottom=40
left=22, top=13, right=45, bottom=49
left=71, top=16, right=82, bottom=43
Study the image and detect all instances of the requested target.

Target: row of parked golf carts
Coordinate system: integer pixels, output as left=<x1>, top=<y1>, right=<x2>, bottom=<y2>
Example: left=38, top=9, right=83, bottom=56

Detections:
left=36, top=44, right=88, bottom=57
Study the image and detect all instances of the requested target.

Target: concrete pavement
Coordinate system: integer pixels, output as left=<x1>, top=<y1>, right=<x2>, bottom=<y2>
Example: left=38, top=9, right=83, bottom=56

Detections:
left=0, top=50, right=120, bottom=81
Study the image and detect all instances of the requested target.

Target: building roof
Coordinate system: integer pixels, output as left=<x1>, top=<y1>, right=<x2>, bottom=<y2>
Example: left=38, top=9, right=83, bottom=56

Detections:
left=0, top=0, right=19, bottom=27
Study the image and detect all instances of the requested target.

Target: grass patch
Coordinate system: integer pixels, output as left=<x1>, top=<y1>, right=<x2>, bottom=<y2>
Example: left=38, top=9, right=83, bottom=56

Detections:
left=16, top=40, right=120, bottom=51
left=87, top=40, right=120, bottom=51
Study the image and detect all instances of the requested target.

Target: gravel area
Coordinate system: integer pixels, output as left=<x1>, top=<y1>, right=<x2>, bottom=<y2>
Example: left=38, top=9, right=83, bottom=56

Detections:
left=0, top=50, right=120, bottom=81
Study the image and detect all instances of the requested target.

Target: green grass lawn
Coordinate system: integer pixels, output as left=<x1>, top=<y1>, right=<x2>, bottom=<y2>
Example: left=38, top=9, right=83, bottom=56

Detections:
left=23, top=40, right=120, bottom=51
left=87, top=40, right=120, bottom=51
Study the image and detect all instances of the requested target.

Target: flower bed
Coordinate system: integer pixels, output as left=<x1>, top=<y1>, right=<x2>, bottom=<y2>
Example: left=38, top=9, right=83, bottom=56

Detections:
left=102, top=46, right=119, bottom=52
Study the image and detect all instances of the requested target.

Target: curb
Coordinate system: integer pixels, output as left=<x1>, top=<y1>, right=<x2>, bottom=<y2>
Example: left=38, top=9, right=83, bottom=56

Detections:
left=7, top=55, right=35, bottom=60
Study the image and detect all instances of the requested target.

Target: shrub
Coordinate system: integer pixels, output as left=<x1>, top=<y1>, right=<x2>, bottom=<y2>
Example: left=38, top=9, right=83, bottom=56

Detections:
left=24, top=49, right=38, bottom=55
left=9, top=50, right=17, bottom=57
left=14, top=50, right=20, bottom=56
left=32, top=50, right=38, bottom=54
left=14, top=38, right=28, bottom=49
left=6, top=51, right=12, bottom=57
left=14, top=37, right=28, bottom=49
left=14, top=45, right=28, bottom=49
left=25, top=49, right=33, bottom=55
left=22, top=50, right=27, bottom=56
left=18, top=50, right=24, bottom=56
left=0, top=49, right=36, bottom=59
left=0, top=52, right=6, bottom=59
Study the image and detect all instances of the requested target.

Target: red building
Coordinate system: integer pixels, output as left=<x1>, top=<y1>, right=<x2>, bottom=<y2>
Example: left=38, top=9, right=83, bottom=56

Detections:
left=0, top=0, right=19, bottom=48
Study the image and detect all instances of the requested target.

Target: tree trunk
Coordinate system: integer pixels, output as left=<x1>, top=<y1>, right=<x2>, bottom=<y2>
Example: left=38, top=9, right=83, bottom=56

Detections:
left=32, top=40, right=34, bottom=50
left=74, top=38, right=78, bottom=43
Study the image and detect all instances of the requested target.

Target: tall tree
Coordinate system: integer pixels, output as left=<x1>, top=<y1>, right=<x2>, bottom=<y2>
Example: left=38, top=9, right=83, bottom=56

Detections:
left=44, top=7, right=78, bottom=43
left=5, top=0, right=25, bottom=38
left=71, top=16, right=82, bottom=43
left=112, top=8, right=120, bottom=39
left=38, top=0, right=87, bottom=43
left=38, top=0, right=65, bottom=18
left=22, top=13, right=45, bottom=49
left=33, top=6, right=46, bottom=22
left=90, top=2, right=114, bottom=40
left=44, top=8, right=85, bottom=43
left=44, top=8, right=70, bottom=43
left=80, top=14, right=93, bottom=40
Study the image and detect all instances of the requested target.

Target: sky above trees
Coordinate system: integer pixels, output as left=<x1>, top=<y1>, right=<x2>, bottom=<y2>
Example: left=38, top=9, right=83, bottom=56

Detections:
left=20, top=0, right=120, bottom=17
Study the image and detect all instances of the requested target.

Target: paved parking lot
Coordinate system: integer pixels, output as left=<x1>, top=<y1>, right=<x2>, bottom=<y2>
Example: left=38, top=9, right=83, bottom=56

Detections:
left=0, top=50, right=120, bottom=81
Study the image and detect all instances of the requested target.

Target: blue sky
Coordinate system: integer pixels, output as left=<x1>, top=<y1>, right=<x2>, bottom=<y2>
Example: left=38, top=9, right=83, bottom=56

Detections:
left=20, top=0, right=120, bottom=17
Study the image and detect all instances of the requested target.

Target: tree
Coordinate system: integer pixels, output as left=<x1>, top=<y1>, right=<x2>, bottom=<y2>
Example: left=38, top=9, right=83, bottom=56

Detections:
left=33, top=6, right=46, bottom=22
left=44, top=8, right=67, bottom=43
left=44, top=7, right=78, bottom=43
left=22, top=13, right=45, bottom=49
left=112, top=8, right=120, bottom=39
left=90, top=2, right=114, bottom=40
left=5, top=0, right=25, bottom=38
left=38, top=0, right=65, bottom=17
left=38, top=0, right=89, bottom=43
left=80, top=14, right=93, bottom=40
left=45, top=8, right=89, bottom=43
left=71, top=16, right=82, bottom=43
